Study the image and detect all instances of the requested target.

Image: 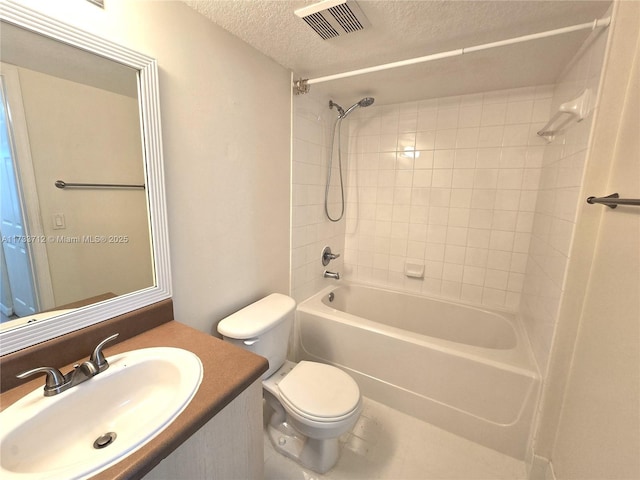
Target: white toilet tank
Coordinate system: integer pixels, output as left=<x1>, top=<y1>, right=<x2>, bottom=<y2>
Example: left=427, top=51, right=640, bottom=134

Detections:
left=217, top=293, right=296, bottom=378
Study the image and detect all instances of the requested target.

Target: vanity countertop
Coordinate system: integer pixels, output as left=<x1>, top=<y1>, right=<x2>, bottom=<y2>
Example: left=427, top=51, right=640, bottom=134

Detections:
left=0, top=320, right=269, bottom=480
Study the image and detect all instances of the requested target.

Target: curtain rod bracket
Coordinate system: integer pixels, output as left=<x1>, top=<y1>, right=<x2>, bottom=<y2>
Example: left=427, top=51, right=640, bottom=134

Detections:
left=293, top=78, right=310, bottom=95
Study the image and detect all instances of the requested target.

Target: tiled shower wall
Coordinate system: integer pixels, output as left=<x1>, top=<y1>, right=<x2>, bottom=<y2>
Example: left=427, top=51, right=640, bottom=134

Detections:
left=342, top=87, right=553, bottom=311
left=290, top=18, right=608, bottom=374
left=291, top=92, right=346, bottom=302
left=520, top=23, right=609, bottom=373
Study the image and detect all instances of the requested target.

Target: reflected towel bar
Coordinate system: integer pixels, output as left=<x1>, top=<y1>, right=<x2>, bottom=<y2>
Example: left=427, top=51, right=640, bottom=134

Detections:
left=586, top=193, right=640, bottom=209
left=55, top=180, right=145, bottom=190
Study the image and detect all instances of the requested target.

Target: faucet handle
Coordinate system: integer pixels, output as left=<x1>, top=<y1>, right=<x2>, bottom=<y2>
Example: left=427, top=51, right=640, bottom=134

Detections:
left=321, top=246, right=341, bottom=266
left=90, top=333, right=119, bottom=372
left=16, top=366, right=66, bottom=393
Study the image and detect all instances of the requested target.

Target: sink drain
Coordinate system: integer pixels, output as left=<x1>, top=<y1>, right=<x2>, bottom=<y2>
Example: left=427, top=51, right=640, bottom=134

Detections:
left=93, top=432, right=117, bottom=449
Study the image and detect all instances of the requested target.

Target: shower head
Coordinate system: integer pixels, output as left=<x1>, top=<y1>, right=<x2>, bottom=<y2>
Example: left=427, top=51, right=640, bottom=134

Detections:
left=341, top=97, right=375, bottom=118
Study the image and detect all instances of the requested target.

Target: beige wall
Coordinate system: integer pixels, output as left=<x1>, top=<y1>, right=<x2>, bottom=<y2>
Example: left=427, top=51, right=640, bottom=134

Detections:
left=534, top=2, right=640, bottom=477
left=18, top=0, right=291, bottom=332
left=17, top=66, right=152, bottom=306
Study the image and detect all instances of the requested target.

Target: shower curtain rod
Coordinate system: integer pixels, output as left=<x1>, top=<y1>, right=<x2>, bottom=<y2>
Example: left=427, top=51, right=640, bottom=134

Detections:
left=294, top=17, right=610, bottom=91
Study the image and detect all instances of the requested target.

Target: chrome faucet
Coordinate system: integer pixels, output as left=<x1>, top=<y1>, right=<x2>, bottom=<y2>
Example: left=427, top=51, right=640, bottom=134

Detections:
left=323, top=270, right=340, bottom=280
left=16, top=333, right=119, bottom=396
left=321, top=246, right=340, bottom=266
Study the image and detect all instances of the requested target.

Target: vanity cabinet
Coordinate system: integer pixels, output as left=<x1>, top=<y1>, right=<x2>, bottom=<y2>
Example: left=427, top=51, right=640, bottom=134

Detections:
left=144, top=379, right=263, bottom=480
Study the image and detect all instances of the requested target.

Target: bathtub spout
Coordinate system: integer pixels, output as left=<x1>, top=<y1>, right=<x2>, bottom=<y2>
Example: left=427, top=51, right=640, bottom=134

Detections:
left=323, top=270, right=340, bottom=280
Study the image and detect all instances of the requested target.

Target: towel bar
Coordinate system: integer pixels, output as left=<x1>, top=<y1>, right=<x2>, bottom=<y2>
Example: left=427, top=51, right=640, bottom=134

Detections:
left=55, top=180, right=145, bottom=190
left=586, top=193, right=640, bottom=209
left=538, top=89, right=591, bottom=141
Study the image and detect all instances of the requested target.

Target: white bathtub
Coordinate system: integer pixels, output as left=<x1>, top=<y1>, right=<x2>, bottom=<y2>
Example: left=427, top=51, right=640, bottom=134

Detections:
left=295, top=284, right=540, bottom=459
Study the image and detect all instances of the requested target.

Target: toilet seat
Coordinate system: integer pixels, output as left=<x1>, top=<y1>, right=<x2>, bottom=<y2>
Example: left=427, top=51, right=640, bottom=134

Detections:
left=277, top=361, right=360, bottom=423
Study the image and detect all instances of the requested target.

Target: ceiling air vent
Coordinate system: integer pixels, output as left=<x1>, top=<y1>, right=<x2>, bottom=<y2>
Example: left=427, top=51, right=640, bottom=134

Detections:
left=295, top=0, right=371, bottom=40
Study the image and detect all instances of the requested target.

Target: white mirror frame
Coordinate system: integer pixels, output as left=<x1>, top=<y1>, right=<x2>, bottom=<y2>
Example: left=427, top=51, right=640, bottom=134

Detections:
left=0, top=1, right=171, bottom=355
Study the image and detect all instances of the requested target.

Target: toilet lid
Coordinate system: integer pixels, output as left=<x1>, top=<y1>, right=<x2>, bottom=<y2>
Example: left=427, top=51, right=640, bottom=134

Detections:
left=277, top=361, right=360, bottom=420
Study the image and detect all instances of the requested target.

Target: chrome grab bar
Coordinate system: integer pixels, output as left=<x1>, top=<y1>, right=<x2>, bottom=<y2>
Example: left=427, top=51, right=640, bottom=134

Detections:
left=586, top=193, right=640, bottom=209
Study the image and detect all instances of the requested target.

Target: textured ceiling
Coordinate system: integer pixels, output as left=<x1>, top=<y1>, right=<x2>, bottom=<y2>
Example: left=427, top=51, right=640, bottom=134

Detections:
left=184, top=0, right=612, bottom=105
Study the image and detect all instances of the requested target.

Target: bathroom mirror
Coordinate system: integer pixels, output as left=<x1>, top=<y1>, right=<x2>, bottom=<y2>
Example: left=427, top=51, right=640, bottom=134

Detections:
left=0, top=1, right=170, bottom=355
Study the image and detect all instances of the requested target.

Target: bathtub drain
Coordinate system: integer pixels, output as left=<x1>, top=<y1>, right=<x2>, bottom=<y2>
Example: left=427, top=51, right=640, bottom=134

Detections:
left=93, top=432, right=117, bottom=449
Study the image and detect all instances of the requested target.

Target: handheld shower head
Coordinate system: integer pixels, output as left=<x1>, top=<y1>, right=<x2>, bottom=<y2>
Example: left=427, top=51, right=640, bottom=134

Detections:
left=341, top=97, right=375, bottom=118
left=330, top=97, right=375, bottom=118
left=324, top=96, right=375, bottom=222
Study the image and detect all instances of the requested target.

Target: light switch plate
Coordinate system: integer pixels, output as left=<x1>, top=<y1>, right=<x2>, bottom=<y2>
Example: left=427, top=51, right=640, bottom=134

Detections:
left=52, top=213, right=66, bottom=230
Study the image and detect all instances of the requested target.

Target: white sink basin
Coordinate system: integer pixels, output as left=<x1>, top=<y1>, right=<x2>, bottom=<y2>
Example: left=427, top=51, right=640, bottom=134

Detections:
left=0, top=347, right=203, bottom=480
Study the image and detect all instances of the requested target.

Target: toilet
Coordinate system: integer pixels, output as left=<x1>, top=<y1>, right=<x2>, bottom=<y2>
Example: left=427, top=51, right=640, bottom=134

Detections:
left=217, top=293, right=362, bottom=474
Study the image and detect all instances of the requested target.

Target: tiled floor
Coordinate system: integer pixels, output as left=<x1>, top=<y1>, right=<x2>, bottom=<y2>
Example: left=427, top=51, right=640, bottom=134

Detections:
left=264, top=397, right=527, bottom=480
